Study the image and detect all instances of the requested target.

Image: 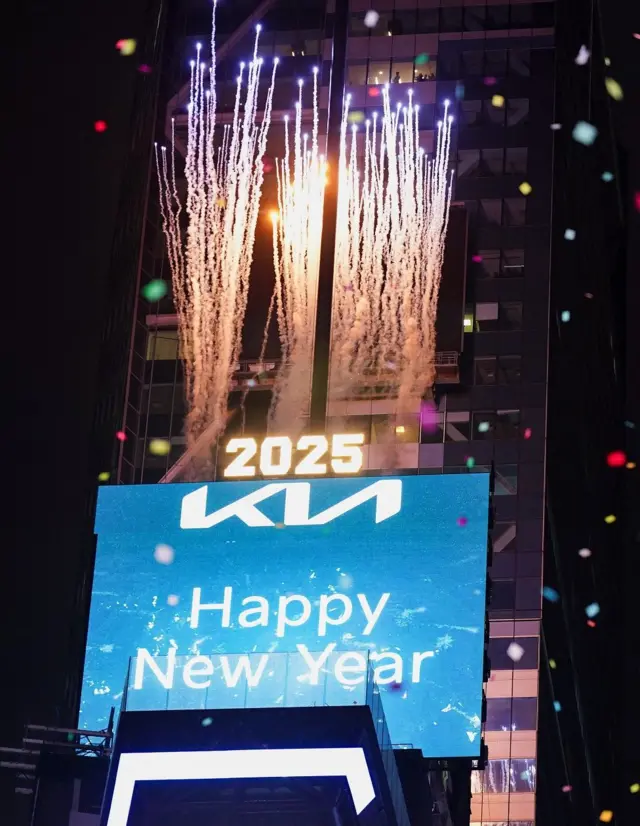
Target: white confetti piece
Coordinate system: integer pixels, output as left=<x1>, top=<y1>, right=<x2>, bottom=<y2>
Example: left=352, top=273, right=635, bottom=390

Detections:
left=564, top=228, right=576, bottom=240
left=575, top=45, right=590, bottom=65
left=154, top=544, right=175, bottom=565
left=507, top=642, right=525, bottom=662
left=572, top=121, right=598, bottom=146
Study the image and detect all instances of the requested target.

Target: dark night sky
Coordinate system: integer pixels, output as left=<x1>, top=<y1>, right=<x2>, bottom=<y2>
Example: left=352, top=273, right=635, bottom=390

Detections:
left=5, top=0, right=640, bottom=821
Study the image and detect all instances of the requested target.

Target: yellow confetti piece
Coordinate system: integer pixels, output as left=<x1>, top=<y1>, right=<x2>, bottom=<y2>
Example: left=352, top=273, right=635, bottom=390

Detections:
left=627, top=462, right=636, bottom=469
left=115, top=38, right=137, bottom=56
left=491, top=94, right=505, bottom=108
left=604, top=57, right=611, bottom=66
left=519, top=181, right=532, bottom=196
left=148, top=438, right=171, bottom=456
left=549, top=658, right=557, bottom=669
left=630, top=783, right=639, bottom=794
left=604, top=514, right=616, bottom=524
left=97, top=471, right=111, bottom=482
left=599, top=811, right=613, bottom=823
left=605, top=77, right=623, bottom=100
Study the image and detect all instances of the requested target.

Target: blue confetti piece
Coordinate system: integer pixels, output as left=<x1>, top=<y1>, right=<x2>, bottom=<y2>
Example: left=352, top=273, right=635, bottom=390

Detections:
left=624, top=420, right=635, bottom=429
left=542, top=586, right=560, bottom=602
left=585, top=602, right=600, bottom=618
left=572, top=120, right=598, bottom=146
left=553, top=701, right=562, bottom=712
left=564, top=228, right=576, bottom=240
left=561, top=310, right=571, bottom=322
left=601, top=171, right=614, bottom=182
left=454, top=83, right=465, bottom=100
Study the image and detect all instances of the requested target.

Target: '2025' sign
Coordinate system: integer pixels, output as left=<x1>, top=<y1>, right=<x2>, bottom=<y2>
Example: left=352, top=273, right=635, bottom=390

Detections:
left=223, top=435, right=365, bottom=478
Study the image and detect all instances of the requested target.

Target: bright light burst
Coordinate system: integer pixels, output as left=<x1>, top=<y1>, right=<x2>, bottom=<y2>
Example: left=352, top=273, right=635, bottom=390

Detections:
left=155, top=0, right=277, bottom=455
left=265, top=69, right=326, bottom=431
left=331, top=88, right=454, bottom=416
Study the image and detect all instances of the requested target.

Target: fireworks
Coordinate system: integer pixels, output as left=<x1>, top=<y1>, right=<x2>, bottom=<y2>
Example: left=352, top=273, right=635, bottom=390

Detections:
left=330, top=88, right=454, bottom=415
left=265, top=68, right=326, bottom=432
left=156, top=0, right=278, bottom=458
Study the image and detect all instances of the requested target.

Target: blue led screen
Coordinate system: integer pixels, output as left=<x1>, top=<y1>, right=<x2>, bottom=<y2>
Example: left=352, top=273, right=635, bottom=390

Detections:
left=82, top=474, right=490, bottom=757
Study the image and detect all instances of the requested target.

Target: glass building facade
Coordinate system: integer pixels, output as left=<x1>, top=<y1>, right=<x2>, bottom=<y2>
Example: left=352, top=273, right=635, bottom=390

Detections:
left=114, top=2, right=557, bottom=824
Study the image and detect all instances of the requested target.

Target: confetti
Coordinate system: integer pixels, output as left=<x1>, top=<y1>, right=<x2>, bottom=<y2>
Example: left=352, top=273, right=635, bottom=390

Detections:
left=585, top=602, right=600, bottom=618
left=457, top=516, right=468, bottom=527
left=138, top=64, right=152, bottom=74
left=572, top=121, right=598, bottom=146
left=625, top=420, right=636, bottom=429
left=115, top=39, right=137, bottom=56
left=627, top=462, right=636, bottom=469
left=549, top=658, right=557, bottom=669
left=141, top=279, right=168, bottom=301
left=564, top=228, right=576, bottom=240
left=201, top=717, right=213, bottom=727
left=149, top=438, right=171, bottom=456
left=604, top=514, right=616, bottom=524
left=542, top=586, right=560, bottom=602
left=415, top=53, right=430, bottom=66
left=153, top=544, right=174, bottom=564
left=216, top=197, right=226, bottom=207
left=484, top=76, right=497, bottom=86
left=634, top=193, right=640, bottom=212
left=585, top=292, right=593, bottom=298
left=478, top=421, right=490, bottom=433
left=507, top=642, right=525, bottom=662
left=94, top=120, right=108, bottom=133
left=550, top=123, right=562, bottom=130
left=367, top=86, right=380, bottom=97
left=348, top=110, right=365, bottom=124
left=421, top=400, right=438, bottom=433
left=587, top=619, right=596, bottom=627
left=630, top=783, right=639, bottom=794
left=599, top=812, right=613, bottom=823
left=574, top=45, right=590, bottom=65
left=553, top=701, right=562, bottom=712
left=454, top=83, right=465, bottom=100
left=601, top=171, right=614, bottom=182
left=491, top=94, right=505, bottom=108
left=97, top=471, right=111, bottom=482
left=167, top=594, right=179, bottom=606
left=606, top=450, right=626, bottom=467
left=466, top=457, right=476, bottom=469
left=604, top=57, right=611, bottom=67
left=561, top=310, right=571, bottom=322
left=578, top=548, right=592, bottom=558
left=562, top=785, right=573, bottom=793
left=524, top=427, right=532, bottom=439
left=472, top=254, right=483, bottom=263
left=116, top=430, right=127, bottom=442
left=605, top=78, right=623, bottom=101
left=364, top=10, right=379, bottom=28
left=518, top=181, right=532, bottom=196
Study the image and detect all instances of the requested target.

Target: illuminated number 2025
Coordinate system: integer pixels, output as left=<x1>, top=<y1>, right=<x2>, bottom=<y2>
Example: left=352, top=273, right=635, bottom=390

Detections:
left=224, top=434, right=365, bottom=478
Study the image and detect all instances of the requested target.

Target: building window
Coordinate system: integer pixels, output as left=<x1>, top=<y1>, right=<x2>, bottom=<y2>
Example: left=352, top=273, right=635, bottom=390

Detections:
left=486, top=5, right=510, bottom=30
left=485, top=696, right=538, bottom=730
left=464, top=7, right=486, bottom=31
left=504, top=198, right=527, bottom=226
left=457, top=149, right=480, bottom=178
left=495, top=409, right=520, bottom=438
left=488, top=637, right=539, bottom=671
left=441, top=7, right=462, bottom=33
left=477, top=250, right=500, bottom=278
left=473, top=759, right=537, bottom=794
left=393, top=10, right=417, bottom=36
left=481, top=148, right=504, bottom=176
left=474, top=357, right=497, bottom=385
left=347, top=62, right=367, bottom=85
left=489, top=579, right=515, bottom=611
left=492, top=521, right=517, bottom=553
left=507, top=98, right=530, bottom=126
left=367, top=61, right=390, bottom=85
left=414, top=59, right=436, bottom=82
left=505, top=147, right=528, bottom=174
left=502, top=248, right=525, bottom=276
left=475, top=300, right=523, bottom=331
left=418, top=7, right=439, bottom=33
left=444, top=411, right=471, bottom=442
left=509, top=48, right=531, bottom=78
left=495, top=465, right=518, bottom=495
left=420, top=410, right=444, bottom=443
left=146, top=330, right=180, bottom=361
left=478, top=199, right=503, bottom=226
left=497, top=355, right=522, bottom=384
left=349, top=13, right=370, bottom=36
left=460, top=100, right=481, bottom=127
left=511, top=4, right=533, bottom=27
left=462, top=51, right=484, bottom=76
left=438, top=51, right=460, bottom=80
left=485, top=49, right=507, bottom=77
left=483, top=98, right=506, bottom=126
left=391, top=60, right=414, bottom=84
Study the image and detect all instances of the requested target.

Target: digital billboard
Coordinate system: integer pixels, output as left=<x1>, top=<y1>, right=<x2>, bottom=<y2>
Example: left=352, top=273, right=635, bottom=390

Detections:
left=82, top=474, right=490, bottom=758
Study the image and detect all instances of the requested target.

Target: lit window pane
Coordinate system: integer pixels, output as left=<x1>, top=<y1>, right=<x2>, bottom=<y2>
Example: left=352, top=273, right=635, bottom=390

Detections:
left=390, top=61, right=414, bottom=83
left=347, top=63, right=367, bottom=85
left=146, top=330, right=180, bottom=361
left=367, top=61, right=390, bottom=85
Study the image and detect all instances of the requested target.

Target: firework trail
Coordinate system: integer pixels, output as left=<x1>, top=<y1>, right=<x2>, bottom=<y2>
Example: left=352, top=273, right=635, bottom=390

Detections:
left=156, top=0, right=278, bottom=460
left=330, top=88, right=454, bottom=418
left=263, top=68, right=326, bottom=433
